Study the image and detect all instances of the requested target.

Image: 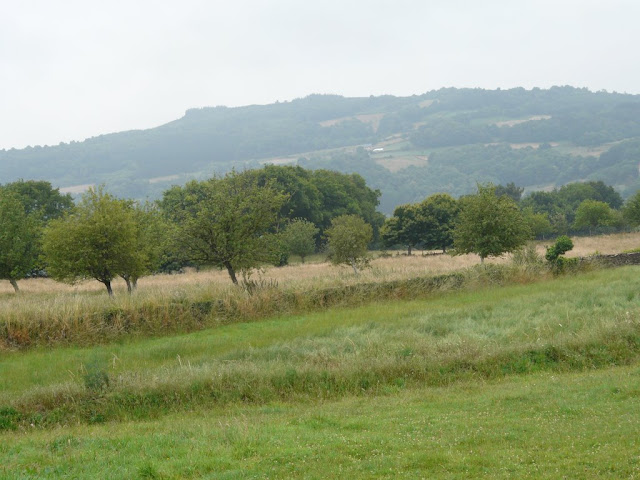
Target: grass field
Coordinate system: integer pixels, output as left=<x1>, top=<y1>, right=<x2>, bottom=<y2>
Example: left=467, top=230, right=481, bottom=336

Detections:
left=2, top=365, right=639, bottom=479
left=2, top=234, right=640, bottom=478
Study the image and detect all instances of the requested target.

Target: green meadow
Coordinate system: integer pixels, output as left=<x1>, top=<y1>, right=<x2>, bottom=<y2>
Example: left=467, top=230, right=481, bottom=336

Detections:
left=2, top=265, right=640, bottom=478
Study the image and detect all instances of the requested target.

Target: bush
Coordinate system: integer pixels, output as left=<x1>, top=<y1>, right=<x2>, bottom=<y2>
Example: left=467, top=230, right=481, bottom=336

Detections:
left=545, top=236, right=575, bottom=274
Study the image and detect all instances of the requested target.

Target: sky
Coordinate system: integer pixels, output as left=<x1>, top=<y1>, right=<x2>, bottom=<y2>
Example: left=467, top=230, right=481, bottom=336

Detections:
left=2, top=0, right=639, bottom=150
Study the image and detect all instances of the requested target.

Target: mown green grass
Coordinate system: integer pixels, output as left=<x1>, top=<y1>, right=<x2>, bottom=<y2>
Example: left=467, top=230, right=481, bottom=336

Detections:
left=2, top=365, right=639, bottom=479
left=1, top=266, right=639, bottom=429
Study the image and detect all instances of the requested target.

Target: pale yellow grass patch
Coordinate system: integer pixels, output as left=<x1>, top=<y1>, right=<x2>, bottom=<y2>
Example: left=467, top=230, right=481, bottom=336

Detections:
left=375, top=155, right=429, bottom=172
left=494, top=115, right=551, bottom=127
left=318, top=113, right=384, bottom=132
left=59, top=184, right=94, bottom=194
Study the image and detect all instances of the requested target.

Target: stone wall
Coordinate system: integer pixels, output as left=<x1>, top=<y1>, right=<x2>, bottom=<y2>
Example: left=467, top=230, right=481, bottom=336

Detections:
left=581, top=252, right=640, bottom=267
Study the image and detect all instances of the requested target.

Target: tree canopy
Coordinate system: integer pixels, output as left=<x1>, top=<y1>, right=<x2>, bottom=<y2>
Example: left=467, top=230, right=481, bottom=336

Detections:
left=161, top=171, right=288, bottom=284
left=453, top=184, right=531, bottom=261
left=42, top=187, right=140, bottom=296
left=326, top=215, right=373, bottom=275
left=0, top=190, right=41, bottom=292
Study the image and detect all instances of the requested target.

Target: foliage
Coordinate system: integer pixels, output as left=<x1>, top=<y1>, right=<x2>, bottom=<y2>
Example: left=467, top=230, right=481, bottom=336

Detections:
left=162, top=171, right=288, bottom=284
left=494, top=182, right=524, bottom=202
left=453, top=184, right=531, bottom=261
left=623, top=190, right=640, bottom=227
left=545, top=235, right=575, bottom=274
left=281, top=219, right=319, bottom=263
left=545, top=236, right=574, bottom=262
left=120, top=203, right=169, bottom=291
left=3, top=88, right=639, bottom=213
left=1, top=180, right=73, bottom=221
left=417, top=193, right=459, bottom=252
left=42, top=187, right=140, bottom=295
left=0, top=190, right=41, bottom=291
left=572, top=199, right=617, bottom=232
left=521, top=207, right=554, bottom=239
left=380, top=203, right=422, bottom=254
left=326, top=215, right=373, bottom=275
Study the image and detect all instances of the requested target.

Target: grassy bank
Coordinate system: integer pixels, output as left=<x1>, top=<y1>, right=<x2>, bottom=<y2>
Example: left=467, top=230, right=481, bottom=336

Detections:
left=2, top=365, right=639, bottom=479
left=1, top=266, right=639, bottom=429
left=3, top=231, right=639, bottom=349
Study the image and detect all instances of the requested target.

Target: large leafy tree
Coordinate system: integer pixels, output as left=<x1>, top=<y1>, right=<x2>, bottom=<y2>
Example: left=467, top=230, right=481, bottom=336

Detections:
left=0, top=190, right=41, bottom=292
left=42, top=187, right=139, bottom=296
left=572, top=199, right=619, bottom=233
left=2, top=180, right=73, bottom=220
left=418, top=193, right=459, bottom=253
left=454, top=184, right=531, bottom=262
left=326, top=215, right=373, bottom=275
left=380, top=203, right=421, bottom=255
left=249, top=165, right=323, bottom=228
left=163, top=171, right=288, bottom=284
left=310, top=169, right=385, bottom=237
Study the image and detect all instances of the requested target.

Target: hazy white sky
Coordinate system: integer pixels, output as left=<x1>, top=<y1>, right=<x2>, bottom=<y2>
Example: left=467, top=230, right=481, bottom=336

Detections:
left=2, top=0, right=639, bottom=150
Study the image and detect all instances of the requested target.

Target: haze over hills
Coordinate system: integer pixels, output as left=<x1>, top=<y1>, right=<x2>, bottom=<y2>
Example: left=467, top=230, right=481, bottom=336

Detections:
left=2, top=86, right=640, bottom=213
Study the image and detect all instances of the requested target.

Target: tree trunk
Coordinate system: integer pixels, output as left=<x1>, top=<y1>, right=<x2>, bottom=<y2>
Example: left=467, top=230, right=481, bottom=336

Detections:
left=9, top=278, right=19, bottom=293
left=225, top=263, right=238, bottom=284
left=480, top=256, right=485, bottom=264
left=123, top=276, right=138, bottom=294
left=350, top=258, right=359, bottom=275
left=407, top=245, right=412, bottom=256
left=103, top=280, right=114, bottom=297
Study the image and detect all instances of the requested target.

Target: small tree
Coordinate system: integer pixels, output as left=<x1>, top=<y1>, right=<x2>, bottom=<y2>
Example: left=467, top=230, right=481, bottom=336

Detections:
left=282, top=219, right=319, bottom=263
left=0, top=190, right=41, bottom=292
left=545, top=235, right=574, bottom=274
left=326, top=215, right=372, bottom=275
left=120, top=203, right=168, bottom=292
left=42, top=187, right=139, bottom=296
left=453, top=184, right=531, bottom=262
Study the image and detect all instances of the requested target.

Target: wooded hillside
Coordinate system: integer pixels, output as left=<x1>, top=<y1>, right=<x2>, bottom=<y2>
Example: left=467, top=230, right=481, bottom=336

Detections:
left=2, top=87, right=639, bottom=213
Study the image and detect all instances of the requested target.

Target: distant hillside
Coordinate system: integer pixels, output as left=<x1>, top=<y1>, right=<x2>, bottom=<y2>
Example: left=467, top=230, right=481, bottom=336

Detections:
left=2, top=87, right=640, bottom=213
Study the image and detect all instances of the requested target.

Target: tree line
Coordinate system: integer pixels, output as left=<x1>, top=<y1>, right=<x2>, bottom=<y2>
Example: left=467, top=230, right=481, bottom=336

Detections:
left=0, top=167, right=383, bottom=294
left=3, top=170, right=640, bottom=295
left=381, top=179, right=640, bottom=258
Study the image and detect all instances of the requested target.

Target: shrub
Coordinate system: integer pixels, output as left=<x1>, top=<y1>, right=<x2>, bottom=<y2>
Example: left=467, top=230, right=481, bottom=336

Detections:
left=545, top=236, right=575, bottom=274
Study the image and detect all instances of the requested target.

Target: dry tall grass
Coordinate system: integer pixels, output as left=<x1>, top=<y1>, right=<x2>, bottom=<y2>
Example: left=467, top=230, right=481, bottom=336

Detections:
left=1, top=231, right=639, bottom=297
left=1, top=231, right=638, bottom=350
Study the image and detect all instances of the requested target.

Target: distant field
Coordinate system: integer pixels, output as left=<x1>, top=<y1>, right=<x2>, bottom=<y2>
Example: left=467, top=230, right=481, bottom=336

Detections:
left=494, top=115, right=552, bottom=127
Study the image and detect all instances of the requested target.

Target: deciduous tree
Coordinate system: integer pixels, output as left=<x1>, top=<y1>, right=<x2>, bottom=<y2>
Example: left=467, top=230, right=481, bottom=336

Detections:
left=418, top=193, right=459, bottom=253
left=42, top=187, right=139, bottom=296
left=326, top=215, right=372, bottom=275
left=164, top=171, right=288, bottom=284
left=0, top=190, right=41, bottom=292
left=453, top=184, right=530, bottom=262
left=282, top=219, right=319, bottom=263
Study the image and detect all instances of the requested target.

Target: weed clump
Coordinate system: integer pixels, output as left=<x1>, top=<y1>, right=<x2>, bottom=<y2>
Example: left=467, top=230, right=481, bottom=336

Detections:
left=83, top=358, right=110, bottom=392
